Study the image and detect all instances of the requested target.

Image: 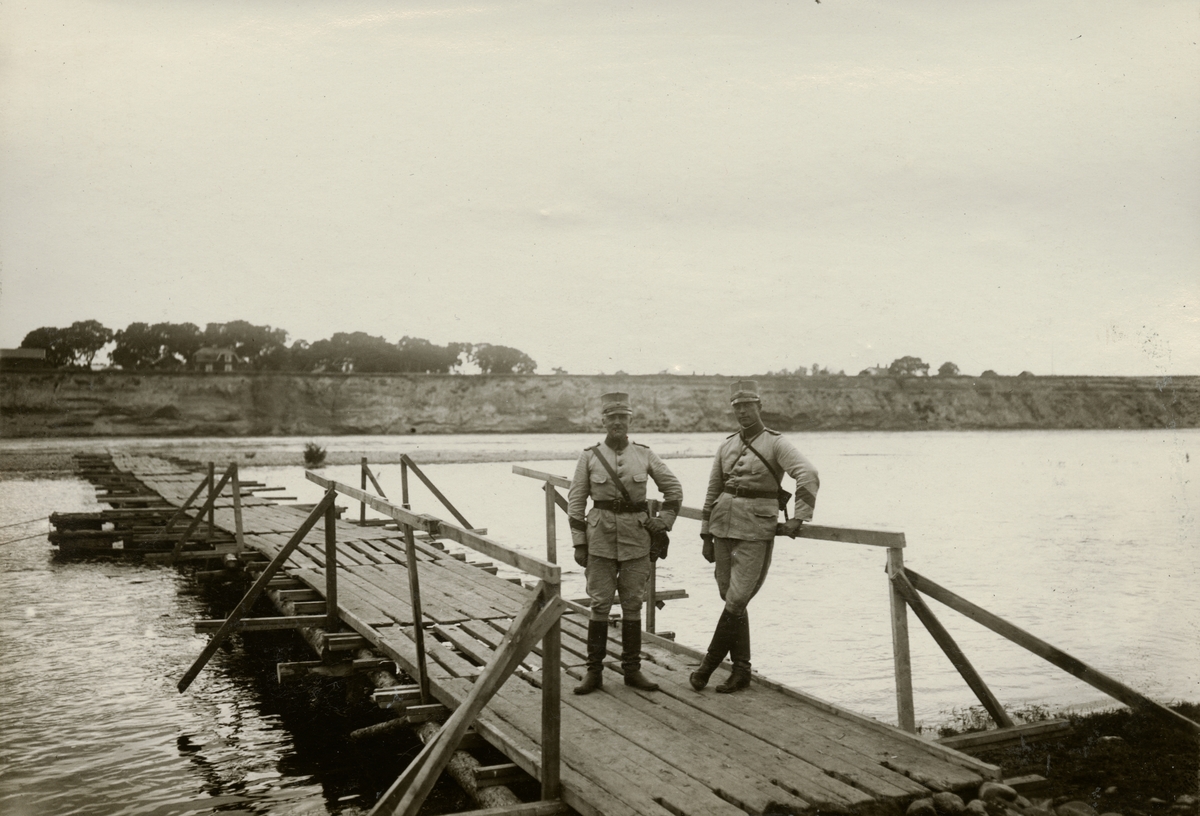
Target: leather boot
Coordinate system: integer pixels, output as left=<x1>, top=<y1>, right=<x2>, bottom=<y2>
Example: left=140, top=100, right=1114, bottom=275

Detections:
left=690, top=608, right=739, bottom=691
left=716, top=611, right=752, bottom=694
left=573, top=619, right=608, bottom=695
left=620, top=619, right=659, bottom=691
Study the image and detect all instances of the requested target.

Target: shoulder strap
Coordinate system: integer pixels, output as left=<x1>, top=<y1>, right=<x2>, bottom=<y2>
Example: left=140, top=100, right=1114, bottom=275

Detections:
left=742, top=436, right=783, bottom=488
left=589, top=445, right=633, bottom=503
left=742, top=435, right=791, bottom=519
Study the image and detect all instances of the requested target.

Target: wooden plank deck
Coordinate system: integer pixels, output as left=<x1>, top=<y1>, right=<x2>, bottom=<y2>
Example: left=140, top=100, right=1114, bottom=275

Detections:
left=107, top=454, right=999, bottom=815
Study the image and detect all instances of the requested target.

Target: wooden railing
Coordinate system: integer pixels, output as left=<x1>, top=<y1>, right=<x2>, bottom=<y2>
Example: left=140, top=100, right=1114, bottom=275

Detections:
left=175, top=464, right=568, bottom=815
left=304, top=471, right=566, bottom=815
left=513, top=465, right=1200, bottom=739
left=167, top=461, right=248, bottom=563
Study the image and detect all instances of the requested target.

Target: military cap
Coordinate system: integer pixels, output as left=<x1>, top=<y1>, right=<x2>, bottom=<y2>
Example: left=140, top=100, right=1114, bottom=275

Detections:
left=729, top=380, right=761, bottom=404
left=600, top=392, right=632, bottom=415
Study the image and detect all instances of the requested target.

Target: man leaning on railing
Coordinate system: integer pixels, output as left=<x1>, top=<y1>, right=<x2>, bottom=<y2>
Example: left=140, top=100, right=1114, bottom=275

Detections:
left=691, top=380, right=820, bottom=695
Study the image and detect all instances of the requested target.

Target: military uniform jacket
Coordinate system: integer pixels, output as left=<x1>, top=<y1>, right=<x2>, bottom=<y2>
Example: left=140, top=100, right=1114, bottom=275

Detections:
left=568, top=439, right=683, bottom=560
left=700, top=428, right=819, bottom=541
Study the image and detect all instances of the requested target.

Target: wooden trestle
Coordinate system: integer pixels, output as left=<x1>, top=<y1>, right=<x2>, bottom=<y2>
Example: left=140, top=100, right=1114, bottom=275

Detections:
left=62, top=452, right=1000, bottom=816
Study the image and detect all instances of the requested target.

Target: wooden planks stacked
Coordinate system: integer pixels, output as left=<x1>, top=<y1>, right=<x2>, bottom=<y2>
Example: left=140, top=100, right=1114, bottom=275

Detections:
left=111, top=453, right=994, bottom=816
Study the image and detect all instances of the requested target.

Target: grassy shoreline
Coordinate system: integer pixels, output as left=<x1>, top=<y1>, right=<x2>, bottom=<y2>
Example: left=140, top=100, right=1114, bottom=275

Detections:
left=938, top=703, right=1198, bottom=813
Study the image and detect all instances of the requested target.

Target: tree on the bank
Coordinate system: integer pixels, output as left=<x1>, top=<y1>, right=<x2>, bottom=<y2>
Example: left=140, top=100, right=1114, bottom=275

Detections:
left=293, top=332, right=468, bottom=373
left=471, top=343, right=537, bottom=374
left=112, top=322, right=202, bottom=369
left=203, top=321, right=289, bottom=367
left=938, top=361, right=960, bottom=377
left=395, top=336, right=469, bottom=373
left=21, top=317, right=532, bottom=374
left=21, top=321, right=114, bottom=368
left=888, top=356, right=930, bottom=377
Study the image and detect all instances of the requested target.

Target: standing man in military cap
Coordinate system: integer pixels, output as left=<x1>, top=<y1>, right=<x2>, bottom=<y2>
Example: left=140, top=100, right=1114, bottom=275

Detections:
left=691, top=380, right=819, bottom=694
left=568, top=391, right=683, bottom=695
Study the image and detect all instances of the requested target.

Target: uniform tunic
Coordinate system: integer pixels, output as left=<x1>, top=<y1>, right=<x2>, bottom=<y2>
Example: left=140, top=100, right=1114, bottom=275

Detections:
left=700, top=428, right=819, bottom=541
left=701, top=427, right=819, bottom=614
left=568, top=439, right=683, bottom=559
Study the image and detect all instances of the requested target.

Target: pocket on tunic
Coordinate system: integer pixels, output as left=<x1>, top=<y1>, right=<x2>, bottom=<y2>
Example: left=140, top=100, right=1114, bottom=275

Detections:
left=590, top=474, right=608, bottom=484
left=751, top=499, right=778, bottom=518
left=632, top=473, right=647, bottom=483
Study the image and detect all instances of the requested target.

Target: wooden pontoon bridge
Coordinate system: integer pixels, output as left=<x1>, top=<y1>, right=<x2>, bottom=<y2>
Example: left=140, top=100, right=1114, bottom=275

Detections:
left=52, top=453, right=1198, bottom=816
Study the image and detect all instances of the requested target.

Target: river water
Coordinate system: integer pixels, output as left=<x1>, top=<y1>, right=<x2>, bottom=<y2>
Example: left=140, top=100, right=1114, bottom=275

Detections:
left=1, top=430, right=1196, bottom=815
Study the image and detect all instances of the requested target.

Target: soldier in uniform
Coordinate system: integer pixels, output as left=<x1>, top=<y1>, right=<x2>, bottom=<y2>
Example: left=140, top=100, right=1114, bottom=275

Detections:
left=691, top=380, right=819, bottom=694
left=568, top=391, right=683, bottom=695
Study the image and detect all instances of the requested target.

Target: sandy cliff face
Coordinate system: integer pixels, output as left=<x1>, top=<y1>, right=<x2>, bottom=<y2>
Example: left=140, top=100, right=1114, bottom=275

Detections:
left=1, top=372, right=1195, bottom=437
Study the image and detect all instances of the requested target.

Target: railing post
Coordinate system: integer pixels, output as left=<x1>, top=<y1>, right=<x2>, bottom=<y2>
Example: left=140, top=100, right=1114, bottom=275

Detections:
left=325, top=500, right=339, bottom=632
left=402, top=521, right=430, bottom=702
left=206, top=462, right=216, bottom=542
left=887, top=546, right=916, bottom=732
left=400, top=459, right=411, bottom=510
left=646, top=499, right=659, bottom=634
left=540, top=579, right=562, bottom=800
left=360, top=456, right=368, bottom=524
left=231, top=463, right=245, bottom=554
left=543, top=482, right=558, bottom=564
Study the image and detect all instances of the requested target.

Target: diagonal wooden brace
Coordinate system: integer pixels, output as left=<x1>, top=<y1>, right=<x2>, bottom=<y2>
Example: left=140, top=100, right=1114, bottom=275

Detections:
left=369, top=583, right=567, bottom=816
left=170, top=464, right=235, bottom=564
left=890, top=567, right=1014, bottom=728
left=177, top=488, right=338, bottom=692
left=906, top=568, right=1200, bottom=735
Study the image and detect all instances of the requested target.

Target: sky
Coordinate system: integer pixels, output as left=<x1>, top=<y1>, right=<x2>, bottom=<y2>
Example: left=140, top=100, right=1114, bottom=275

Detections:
left=1, top=0, right=1197, bottom=377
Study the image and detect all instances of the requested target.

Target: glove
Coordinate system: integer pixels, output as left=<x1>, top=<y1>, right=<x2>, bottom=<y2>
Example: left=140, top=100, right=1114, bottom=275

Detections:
left=643, top=517, right=669, bottom=534
left=701, top=533, right=715, bottom=564
left=778, top=518, right=806, bottom=539
left=573, top=546, right=588, bottom=568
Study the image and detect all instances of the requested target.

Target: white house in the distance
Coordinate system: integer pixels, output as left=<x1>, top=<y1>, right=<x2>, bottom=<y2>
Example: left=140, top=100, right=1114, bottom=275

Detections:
left=193, top=347, right=239, bottom=373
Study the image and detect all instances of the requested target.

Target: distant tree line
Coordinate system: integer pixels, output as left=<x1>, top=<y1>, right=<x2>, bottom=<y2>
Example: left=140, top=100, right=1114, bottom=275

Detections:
left=18, top=320, right=537, bottom=375
left=764, top=357, right=1026, bottom=378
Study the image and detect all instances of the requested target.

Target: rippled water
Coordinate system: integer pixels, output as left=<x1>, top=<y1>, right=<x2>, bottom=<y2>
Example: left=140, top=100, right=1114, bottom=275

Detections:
left=1, top=430, right=1196, bottom=814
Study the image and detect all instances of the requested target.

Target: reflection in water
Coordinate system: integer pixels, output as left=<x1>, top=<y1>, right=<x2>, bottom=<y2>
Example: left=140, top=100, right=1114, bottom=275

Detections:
left=0, top=429, right=1196, bottom=814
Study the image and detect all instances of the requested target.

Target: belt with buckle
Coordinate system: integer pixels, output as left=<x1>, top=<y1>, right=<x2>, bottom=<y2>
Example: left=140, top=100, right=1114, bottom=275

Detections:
left=592, top=499, right=648, bottom=514
left=722, top=485, right=778, bottom=500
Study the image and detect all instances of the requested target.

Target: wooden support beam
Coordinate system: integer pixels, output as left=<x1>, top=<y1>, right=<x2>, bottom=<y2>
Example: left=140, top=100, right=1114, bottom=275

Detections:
left=177, top=489, right=337, bottom=692
left=275, top=589, right=320, bottom=601
left=276, top=658, right=394, bottom=682
left=373, top=685, right=425, bottom=709
left=194, top=615, right=329, bottom=633
left=937, top=720, right=1072, bottom=752
left=439, top=803, right=568, bottom=816
left=890, top=569, right=1014, bottom=729
left=325, top=633, right=370, bottom=652
left=403, top=703, right=450, bottom=723
left=145, top=550, right=231, bottom=564
left=368, top=587, right=565, bottom=816
left=474, top=764, right=527, bottom=789
left=906, top=568, right=1200, bottom=735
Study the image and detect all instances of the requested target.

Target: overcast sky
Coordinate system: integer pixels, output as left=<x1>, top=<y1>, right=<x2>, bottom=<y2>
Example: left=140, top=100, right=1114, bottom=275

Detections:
left=2, top=0, right=1197, bottom=376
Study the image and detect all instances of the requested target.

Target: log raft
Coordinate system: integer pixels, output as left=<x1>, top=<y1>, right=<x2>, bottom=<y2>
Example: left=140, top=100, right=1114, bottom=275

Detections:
left=57, top=452, right=999, bottom=816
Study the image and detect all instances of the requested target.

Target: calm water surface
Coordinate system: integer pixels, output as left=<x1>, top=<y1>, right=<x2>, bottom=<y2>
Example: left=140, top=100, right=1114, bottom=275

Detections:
left=1, top=430, right=1196, bottom=815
